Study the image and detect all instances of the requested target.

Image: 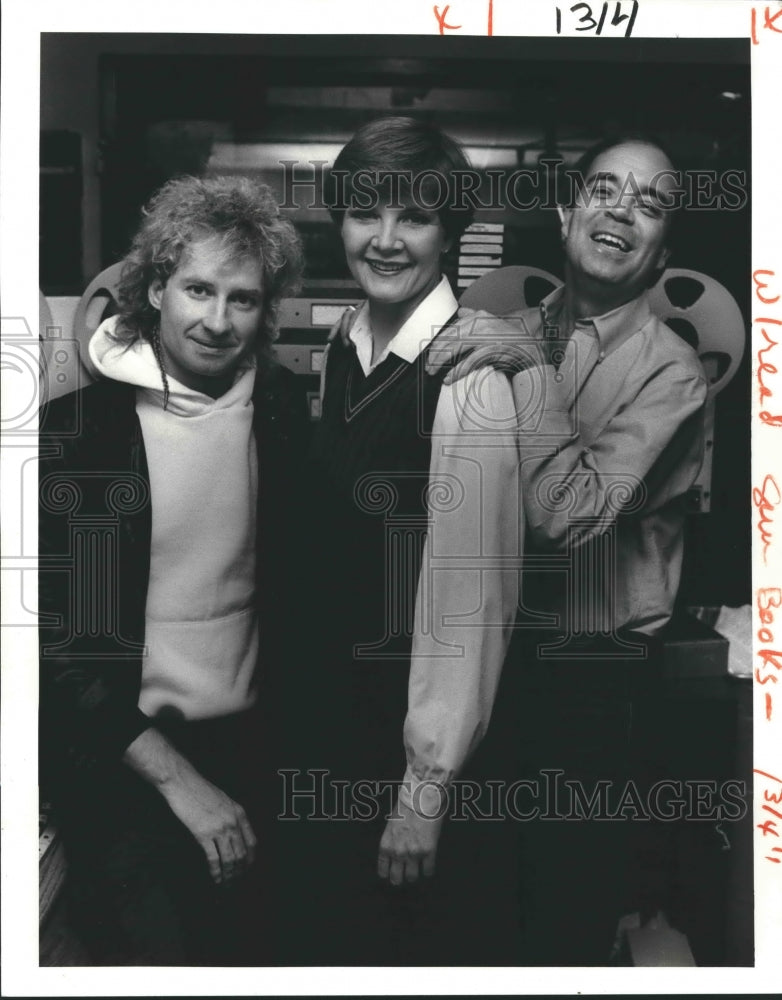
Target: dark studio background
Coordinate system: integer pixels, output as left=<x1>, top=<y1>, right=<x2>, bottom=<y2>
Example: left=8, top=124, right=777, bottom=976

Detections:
left=40, top=32, right=751, bottom=612
left=39, top=33, right=752, bottom=967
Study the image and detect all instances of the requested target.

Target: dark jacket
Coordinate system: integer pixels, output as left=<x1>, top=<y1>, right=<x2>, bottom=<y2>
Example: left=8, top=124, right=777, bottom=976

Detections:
left=38, top=361, right=309, bottom=789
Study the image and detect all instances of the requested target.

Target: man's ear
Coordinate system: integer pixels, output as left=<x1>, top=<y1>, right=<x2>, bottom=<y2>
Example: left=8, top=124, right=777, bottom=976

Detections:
left=148, top=279, right=164, bottom=311
left=656, top=245, right=672, bottom=271
left=556, top=205, right=571, bottom=242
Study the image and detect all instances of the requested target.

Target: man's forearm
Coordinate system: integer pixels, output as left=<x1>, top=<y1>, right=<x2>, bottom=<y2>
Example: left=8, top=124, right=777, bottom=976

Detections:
left=123, top=724, right=257, bottom=884
left=122, top=725, right=193, bottom=789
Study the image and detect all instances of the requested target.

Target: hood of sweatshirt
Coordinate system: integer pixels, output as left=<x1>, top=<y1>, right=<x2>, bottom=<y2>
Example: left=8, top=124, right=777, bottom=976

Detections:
left=88, top=316, right=255, bottom=416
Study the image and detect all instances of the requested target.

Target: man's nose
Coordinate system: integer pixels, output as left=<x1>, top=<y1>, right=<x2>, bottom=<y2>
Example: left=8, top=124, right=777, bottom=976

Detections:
left=606, top=196, right=634, bottom=223
left=203, top=298, right=231, bottom=334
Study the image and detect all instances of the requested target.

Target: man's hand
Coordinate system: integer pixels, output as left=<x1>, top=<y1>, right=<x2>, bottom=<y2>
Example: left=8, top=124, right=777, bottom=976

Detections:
left=123, top=727, right=257, bottom=885
left=377, top=796, right=445, bottom=886
left=443, top=341, right=547, bottom=386
left=327, top=305, right=358, bottom=348
left=426, top=307, right=532, bottom=381
left=158, top=765, right=257, bottom=886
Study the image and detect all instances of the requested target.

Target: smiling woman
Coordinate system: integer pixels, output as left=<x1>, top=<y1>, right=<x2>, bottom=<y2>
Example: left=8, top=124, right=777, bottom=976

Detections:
left=285, top=117, right=523, bottom=965
left=340, top=203, right=449, bottom=352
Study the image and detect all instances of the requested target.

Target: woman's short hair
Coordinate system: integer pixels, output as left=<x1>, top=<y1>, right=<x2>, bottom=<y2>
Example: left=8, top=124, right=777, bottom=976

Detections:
left=326, top=116, right=475, bottom=242
left=114, top=175, right=303, bottom=362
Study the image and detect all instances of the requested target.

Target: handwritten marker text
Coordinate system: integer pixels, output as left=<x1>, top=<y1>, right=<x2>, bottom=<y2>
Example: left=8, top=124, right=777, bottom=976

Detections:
left=753, top=474, right=781, bottom=565
left=752, top=5, right=782, bottom=45
left=433, top=4, right=461, bottom=34
left=432, top=0, right=492, bottom=35
left=557, top=1, right=638, bottom=37
left=754, top=769, right=782, bottom=864
left=756, top=588, right=782, bottom=722
left=754, top=270, right=782, bottom=427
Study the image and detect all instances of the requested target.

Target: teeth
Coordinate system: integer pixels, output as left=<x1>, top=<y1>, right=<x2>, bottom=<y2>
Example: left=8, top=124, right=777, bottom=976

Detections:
left=592, top=233, right=630, bottom=252
left=367, top=260, right=407, bottom=272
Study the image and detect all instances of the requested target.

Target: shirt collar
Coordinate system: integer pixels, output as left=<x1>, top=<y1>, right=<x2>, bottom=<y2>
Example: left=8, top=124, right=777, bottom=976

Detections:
left=539, top=285, right=653, bottom=356
left=349, top=276, right=458, bottom=375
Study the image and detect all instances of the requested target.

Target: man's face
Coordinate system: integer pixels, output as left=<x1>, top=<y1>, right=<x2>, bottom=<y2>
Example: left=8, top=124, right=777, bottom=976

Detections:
left=148, top=236, right=264, bottom=395
left=558, top=141, right=674, bottom=303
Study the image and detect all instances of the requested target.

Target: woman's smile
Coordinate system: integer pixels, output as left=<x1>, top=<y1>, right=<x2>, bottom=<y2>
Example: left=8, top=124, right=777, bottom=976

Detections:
left=341, top=203, right=451, bottom=323
left=364, top=258, right=412, bottom=276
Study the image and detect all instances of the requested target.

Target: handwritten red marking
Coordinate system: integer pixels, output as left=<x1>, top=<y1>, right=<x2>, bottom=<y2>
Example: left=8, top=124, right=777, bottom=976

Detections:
left=433, top=4, right=461, bottom=33
left=754, top=768, right=782, bottom=783
left=757, top=588, right=782, bottom=624
left=764, top=5, right=782, bottom=33
left=754, top=271, right=782, bottom=424
left=753, top=474, right=780, bottom=564
left=757, top=323, right=781, bottom=422
left=755, top=771, right=782, bottom=861
left=752, top=6, right=782, bottom=43
left=754, top=270, right=781, bottom=305
left=756, top=648, right=782, bottom=674
left=487, top=0, right=493, bottom=35
left=755, top=590, right=782, bottom=720
left=755, top=665, right=778, bottom=685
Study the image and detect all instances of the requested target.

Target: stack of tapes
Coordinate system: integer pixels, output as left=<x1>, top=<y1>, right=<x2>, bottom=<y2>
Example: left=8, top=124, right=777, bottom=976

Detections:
left=458, top=222, right=504, bottom=289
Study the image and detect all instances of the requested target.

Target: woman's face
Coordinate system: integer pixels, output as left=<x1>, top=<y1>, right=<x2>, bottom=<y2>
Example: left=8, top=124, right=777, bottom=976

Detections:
left=341, top=201, right=451, bottom=313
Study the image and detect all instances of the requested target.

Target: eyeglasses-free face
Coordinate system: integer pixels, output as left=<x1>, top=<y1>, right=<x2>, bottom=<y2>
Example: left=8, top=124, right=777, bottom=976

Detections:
left=148, top=236, right=264, bottom=396
left=341, top=202, right=451, bottom=318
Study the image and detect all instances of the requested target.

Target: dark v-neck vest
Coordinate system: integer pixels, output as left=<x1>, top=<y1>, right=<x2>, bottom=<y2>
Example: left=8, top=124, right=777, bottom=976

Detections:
left=301, top=331, right=452, bottom=777
left=305, top=330, right=452, bottom=663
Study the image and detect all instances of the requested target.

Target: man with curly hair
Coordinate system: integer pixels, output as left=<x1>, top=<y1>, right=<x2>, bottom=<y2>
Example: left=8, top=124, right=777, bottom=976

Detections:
left=39, top=175, right=308, bottom=965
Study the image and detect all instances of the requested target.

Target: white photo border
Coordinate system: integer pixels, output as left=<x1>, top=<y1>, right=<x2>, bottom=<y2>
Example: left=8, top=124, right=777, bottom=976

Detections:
left=2, top=0, right=779, bottom=994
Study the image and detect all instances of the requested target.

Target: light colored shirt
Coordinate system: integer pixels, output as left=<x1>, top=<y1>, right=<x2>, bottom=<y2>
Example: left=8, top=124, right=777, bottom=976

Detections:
left=513, top=286, right=708, bottom=635
left=349, top=275, right=458, bottom=375
left=401, top=367, right=521, bottom=812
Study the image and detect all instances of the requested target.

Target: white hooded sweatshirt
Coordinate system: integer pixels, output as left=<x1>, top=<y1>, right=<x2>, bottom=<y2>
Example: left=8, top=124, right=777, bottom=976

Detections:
left=89, top=317, right=259, bottom=720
